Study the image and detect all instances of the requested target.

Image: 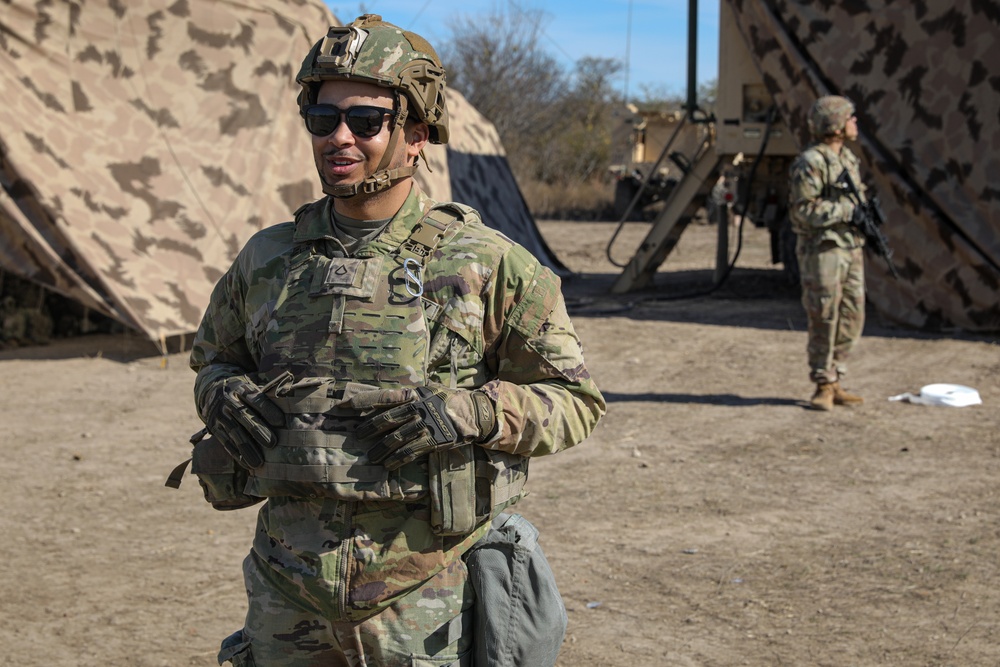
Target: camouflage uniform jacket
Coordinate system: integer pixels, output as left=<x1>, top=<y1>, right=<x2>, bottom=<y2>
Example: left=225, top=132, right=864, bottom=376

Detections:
left=188, top=185, right=605, bottom=621
left=788, top=142, right=865, bottom=250
left=190, top=184, right=605, bottom=463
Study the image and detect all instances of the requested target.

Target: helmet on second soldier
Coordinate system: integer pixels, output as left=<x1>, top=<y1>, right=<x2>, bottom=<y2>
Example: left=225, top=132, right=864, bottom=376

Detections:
left=808, top=96, right=855, bottom=138
left=296, top=15, right=449, bottom=197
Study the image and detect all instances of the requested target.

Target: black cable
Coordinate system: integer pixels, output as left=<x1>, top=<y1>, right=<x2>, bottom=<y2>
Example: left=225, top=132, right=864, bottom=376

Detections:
left=635, top=105, right=778, bottom=304
left=605, top=109, right=693, bottom=268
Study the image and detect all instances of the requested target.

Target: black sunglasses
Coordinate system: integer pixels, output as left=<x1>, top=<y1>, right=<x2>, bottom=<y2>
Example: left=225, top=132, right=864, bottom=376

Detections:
left=301, top=104, right=395, bottom=138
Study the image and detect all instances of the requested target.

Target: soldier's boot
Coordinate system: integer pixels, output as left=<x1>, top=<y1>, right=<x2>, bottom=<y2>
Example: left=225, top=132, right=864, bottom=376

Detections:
left=809, top=383, right=835, bottom=411
left=831, top=381, right=864, bottom=406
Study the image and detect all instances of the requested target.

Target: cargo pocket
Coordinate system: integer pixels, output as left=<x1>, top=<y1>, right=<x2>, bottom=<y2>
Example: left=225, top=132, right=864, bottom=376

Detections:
left=217, top=629, right=257, bottom=667
left=409, top=592, right=474, bottom=666
left=410, top=646, right=473, bottom=667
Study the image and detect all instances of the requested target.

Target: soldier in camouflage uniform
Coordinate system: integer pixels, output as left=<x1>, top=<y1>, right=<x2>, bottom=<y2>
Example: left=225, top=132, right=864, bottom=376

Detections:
left=788, top=95, right=867, bottom=411
left=188, top=14, right=605, bottom=667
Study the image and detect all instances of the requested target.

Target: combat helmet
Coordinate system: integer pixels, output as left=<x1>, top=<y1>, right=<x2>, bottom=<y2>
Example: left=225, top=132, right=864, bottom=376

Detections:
left=807, top=95, right=855, bottom=139
left=296, top=14, right=449, bottom=198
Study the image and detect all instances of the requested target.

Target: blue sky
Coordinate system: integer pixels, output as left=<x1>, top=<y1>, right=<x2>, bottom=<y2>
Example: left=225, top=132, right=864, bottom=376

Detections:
left=323, top=1, right=720, bottom=101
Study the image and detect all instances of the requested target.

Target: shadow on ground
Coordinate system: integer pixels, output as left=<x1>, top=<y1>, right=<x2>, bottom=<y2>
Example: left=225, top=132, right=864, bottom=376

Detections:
left=563, top=267, right=999, bottom=344
left=600, top=390, right=806, bottom=407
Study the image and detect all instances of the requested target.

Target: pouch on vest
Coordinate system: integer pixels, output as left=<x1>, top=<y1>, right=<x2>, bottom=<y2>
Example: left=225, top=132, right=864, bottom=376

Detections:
left=428, top=445, right=478, bottom=535
left=464, top=512, right=567, bottom=667
left=428, top=445, right=529, bottom=536
left=165, top=430, right=265, bottom=511
left=190, top=435, right=264, bottom=511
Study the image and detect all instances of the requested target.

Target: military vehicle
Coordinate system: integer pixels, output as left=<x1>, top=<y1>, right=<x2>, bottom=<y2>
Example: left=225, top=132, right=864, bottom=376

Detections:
left=608, top=105, right=709, bottom=221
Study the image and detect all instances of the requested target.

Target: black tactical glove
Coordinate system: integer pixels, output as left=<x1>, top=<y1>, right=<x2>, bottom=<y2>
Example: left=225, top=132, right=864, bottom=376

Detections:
left=347, top=386, right=498, bottom=471
left=203, top=375, right=285, bottom=469
left=850, top=200, right=867, bottom=227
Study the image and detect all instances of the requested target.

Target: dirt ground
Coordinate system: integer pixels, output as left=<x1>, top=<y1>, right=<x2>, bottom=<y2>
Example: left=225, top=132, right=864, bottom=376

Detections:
left=2, top=219, right=998, bottom=667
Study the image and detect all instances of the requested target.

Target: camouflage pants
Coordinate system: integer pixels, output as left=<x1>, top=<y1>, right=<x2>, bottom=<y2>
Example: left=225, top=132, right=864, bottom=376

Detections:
left=797, top=242, right=865, bottom=383
left=218, top=551, right=473, bottom=667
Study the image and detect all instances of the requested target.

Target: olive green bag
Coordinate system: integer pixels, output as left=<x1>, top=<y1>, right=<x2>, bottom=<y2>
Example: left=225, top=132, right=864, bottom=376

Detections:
left=165, top=429, right=264, bottom=511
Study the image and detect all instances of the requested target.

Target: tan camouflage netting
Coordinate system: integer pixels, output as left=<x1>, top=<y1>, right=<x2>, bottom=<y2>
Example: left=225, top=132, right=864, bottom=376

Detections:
left=727, top=0, right=1000, bottom=331
left=0, top=0, right=554, bottom=346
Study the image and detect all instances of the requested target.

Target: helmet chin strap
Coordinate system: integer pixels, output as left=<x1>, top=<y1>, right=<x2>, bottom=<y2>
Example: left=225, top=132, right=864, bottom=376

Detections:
left=323, top=96, right=417, bottom=199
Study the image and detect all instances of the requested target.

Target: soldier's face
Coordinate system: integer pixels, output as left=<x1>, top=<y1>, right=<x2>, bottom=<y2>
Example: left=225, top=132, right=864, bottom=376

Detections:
left=844, top=115, right=859, bottom=141
left=310, top=80, right=404, bottom=192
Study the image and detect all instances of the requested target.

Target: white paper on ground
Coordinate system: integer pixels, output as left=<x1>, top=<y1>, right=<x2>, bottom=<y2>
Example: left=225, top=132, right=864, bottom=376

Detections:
left=888, top=383, right=982, bottom=407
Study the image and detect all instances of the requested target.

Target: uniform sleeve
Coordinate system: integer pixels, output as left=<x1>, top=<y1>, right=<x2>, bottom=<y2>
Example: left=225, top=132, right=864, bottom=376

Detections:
left=478, top=247, right=606, bottom=457
left=788, top=154, right=855, bottom=231
left=188, top=263, right=255, bottom=421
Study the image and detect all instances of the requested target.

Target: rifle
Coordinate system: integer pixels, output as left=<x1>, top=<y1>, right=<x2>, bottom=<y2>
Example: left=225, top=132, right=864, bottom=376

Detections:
left=838, top=171, right=900, bottom=279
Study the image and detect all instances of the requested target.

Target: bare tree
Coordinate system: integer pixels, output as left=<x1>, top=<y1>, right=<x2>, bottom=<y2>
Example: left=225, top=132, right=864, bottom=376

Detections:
left=547, top=57, right=623, bottom=182
left=635, top=78, right=717, bottom=113
left=441, top=5, right=628, bottom=215
left=440, top=6, right=567, bottom=173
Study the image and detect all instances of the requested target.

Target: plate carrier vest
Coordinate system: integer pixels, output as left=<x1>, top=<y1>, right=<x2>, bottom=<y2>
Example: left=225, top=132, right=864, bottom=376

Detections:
left=171, top=200, right=527, bottom=535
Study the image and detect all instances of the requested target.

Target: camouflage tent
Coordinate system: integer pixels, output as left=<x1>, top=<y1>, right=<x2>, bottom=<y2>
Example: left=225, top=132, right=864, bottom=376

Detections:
left=727, top=0, right=1000, bottom=331
left=0, top=0, right=558, bottom=346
